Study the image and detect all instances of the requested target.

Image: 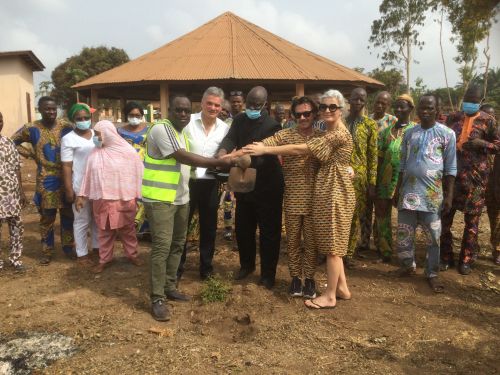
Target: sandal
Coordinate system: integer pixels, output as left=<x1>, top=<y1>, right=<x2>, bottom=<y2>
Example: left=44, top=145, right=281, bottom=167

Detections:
left=427, top=277, right=444, bottom=293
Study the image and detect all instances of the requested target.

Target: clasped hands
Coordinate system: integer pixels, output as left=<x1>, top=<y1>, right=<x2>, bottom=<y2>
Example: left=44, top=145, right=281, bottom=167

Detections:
left=220, top=142, right=266, bottom=161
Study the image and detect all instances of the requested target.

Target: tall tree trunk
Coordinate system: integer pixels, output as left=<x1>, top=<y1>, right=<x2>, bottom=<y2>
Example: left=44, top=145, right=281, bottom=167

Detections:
left=406, top=34, right=411, bottom=94
left=439, top=8, right=454, bottom=111
left=483, top=32, right=491, bottom=99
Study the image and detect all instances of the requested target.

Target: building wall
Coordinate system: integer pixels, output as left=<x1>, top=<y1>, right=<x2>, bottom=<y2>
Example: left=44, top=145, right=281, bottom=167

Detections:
left=0, top=56, right=36, bottom=136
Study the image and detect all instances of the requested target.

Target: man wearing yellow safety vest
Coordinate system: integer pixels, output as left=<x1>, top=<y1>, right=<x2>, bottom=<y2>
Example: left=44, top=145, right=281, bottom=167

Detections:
left=143, top=95, right=232, bottom=322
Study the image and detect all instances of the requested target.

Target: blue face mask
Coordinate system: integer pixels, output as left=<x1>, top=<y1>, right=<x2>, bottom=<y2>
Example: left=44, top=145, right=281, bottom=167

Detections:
left=75, top=120, right=91, bottom=130
left=93, top=136, right=102, bottom=148
left=245, top=108, right=262, bottom=120
left=462, top=102, right=480, bottom=115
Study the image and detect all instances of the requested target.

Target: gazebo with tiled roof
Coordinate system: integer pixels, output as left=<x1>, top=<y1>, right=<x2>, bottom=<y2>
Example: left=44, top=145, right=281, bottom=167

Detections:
left=73, top=11, right=383, bottom=119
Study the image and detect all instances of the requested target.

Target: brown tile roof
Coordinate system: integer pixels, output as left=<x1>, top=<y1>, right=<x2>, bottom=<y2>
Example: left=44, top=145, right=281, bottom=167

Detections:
left=73, top=12, right=382, bottom=89
left=0, top=50, right=45, bottom=71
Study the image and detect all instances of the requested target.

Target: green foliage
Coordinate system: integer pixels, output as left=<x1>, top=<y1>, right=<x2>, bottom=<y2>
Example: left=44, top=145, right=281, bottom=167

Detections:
left=368, top=67, right=406, bottom=96
left=473, top=67, right=500, bottom=108
left=200, top=275, right=232, bottom=303
left=369, top=0, right=429, bottom=91
left=410, top=77, right=428, bottom=105
left=51, top=46, right=129, bottom=110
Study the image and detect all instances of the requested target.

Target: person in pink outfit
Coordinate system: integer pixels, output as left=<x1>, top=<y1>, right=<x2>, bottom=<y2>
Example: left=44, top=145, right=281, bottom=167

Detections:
left=75, top=120, right=144, bottom=273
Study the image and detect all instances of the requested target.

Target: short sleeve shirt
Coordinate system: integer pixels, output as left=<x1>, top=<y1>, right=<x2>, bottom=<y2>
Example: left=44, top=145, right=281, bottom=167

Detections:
left=398, top=123, right=457, bottom=213
left=143, top=122, right=190, bottom=205
left=61, top=130, right=95, bottom=193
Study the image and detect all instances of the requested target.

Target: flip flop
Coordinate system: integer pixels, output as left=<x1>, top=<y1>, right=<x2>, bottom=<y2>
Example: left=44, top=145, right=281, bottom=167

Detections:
left=427, top=277, right=444, bottom=293
left=336, top=295, right=352, bottom=301
left=304, top=299, right=336, bottom=310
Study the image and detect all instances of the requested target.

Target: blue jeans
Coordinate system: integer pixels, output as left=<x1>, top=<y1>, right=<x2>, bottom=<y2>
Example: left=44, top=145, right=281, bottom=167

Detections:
left=397, top=209, right=441, bottom=278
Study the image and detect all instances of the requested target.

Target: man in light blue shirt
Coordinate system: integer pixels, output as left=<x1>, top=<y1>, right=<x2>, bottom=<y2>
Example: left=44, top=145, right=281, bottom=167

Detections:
left=392, top=95, right=457, bottom=293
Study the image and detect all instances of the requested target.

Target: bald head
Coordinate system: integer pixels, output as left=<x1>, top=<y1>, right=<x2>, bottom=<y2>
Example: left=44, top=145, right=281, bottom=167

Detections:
left=246, top=86, right=268, bottom=111
left=247, top=86, right=268, bottom=102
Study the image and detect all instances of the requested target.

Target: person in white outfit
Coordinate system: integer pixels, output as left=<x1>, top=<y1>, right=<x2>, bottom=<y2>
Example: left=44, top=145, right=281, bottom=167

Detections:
left=62, top=103, right=99, bottom=266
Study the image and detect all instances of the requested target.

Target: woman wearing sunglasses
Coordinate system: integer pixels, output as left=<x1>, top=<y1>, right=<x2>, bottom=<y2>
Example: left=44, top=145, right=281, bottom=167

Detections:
left=242, top=90, right=355, bottom=309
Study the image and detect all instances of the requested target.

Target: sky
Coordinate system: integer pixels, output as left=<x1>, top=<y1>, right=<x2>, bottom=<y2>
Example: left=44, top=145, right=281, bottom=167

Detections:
left=1, top=0, right=498, bottom=93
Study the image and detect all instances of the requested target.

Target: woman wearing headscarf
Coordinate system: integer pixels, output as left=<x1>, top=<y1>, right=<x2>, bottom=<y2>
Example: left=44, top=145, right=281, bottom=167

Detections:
left=62, top=103, right=99, bottom=266
left=375, top=94, right=415, bottom=263
left=118, top=102, right=150, bottom=237
left=76, top=120, right=144, bottom=273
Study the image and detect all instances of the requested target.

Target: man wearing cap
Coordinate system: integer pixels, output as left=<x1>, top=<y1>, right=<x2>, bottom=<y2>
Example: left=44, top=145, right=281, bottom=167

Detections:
left=218, top=86, right=284, bottom=289
left=375, top=94, right=415, bottom=262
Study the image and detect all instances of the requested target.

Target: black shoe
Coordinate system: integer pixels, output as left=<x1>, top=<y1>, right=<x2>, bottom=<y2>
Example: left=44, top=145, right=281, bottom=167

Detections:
left=303, top=278, right=317, bottom=299
left=234, top=268, right=255, bottom=280
left=289, top=277, right=303, bottom=297
left=459, top=263, right=472, bottom=275
left=166, top=290, right=191, bottom=302
left=151, top=300, right=170, bottom=321
left=259, top=277, right=275, bottom=290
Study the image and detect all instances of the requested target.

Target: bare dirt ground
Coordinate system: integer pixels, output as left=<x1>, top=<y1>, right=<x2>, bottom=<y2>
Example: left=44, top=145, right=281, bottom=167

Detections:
left=0, top=160, right=499, bottom=374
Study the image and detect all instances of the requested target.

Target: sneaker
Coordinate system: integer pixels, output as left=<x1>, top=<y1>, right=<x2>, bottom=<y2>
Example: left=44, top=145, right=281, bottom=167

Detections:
left=303, top=278, right=317, bottom=299
left=151, top=300, right=170, bottom=321
left=289, top=276, right=303, bottom=297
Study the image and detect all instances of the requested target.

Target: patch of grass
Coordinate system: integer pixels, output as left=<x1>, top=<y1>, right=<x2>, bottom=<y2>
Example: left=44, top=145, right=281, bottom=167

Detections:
left=200, top=275, right=232, bottom=303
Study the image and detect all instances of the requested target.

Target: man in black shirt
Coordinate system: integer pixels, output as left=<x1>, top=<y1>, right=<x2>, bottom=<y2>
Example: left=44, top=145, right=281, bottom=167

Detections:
left=218, top=86, right=284, bottom=289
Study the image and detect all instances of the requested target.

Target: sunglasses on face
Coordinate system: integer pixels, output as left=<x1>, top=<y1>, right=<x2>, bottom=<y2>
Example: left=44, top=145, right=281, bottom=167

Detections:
left=294, top=110, right=314, bottom=119
left=318, top=104, right=343, bottom=113
left=174, top=108, right=192, bottom=114
left=230, top=91, right=243, bottom=96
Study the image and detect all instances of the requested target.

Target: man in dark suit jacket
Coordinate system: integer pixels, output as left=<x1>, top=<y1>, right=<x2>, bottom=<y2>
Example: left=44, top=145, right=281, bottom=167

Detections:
left=218, top=86, right=284, bottom=289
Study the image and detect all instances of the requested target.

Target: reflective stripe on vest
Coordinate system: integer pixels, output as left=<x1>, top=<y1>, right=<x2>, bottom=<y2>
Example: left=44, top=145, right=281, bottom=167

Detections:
left=141, top=121, right=189, bottom=202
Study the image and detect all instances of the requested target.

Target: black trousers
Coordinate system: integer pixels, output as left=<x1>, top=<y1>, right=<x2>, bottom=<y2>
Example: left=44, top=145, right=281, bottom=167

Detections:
left=235, top=191, right=283, bottom=280
left=178, top=179, right=219, bottom=277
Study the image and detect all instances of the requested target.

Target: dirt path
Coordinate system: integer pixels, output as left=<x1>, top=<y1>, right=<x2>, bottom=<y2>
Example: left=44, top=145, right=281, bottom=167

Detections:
left=0, top=160, right=498, bottom=374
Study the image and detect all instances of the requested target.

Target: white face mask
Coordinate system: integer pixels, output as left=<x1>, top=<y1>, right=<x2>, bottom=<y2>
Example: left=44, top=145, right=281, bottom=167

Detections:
left=128, top=117, right=142, bottom=126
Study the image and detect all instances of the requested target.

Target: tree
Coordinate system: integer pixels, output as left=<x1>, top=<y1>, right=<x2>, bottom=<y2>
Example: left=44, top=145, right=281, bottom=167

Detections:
left=368, top=67, right=406, bottom=96
left=441, top=0, right=498, bottom=105
left=35, top=80, right=54, bottom=98
left=369, top=0, right=429, bottom=93
left=473, top=67, right=500, bottom=108
left=51, top=46, right=129, bottom=110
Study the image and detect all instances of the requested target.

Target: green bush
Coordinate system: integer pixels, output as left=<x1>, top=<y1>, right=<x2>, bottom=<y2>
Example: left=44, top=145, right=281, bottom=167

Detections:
left=200, top=275, right=232, bottom=303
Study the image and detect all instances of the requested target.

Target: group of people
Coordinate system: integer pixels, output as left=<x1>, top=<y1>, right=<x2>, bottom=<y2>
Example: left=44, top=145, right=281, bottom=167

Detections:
left=0, top=83, right=498, bottom=320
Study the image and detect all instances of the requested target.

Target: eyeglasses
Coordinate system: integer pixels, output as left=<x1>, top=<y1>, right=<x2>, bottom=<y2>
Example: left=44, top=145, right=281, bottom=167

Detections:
left=174, top=108, right=192, bottom=114
left=294, top=111, right=314, bottom=119
left=318, top=104, right=343, bottom=113
left=230, top=91, right=243, bottom=96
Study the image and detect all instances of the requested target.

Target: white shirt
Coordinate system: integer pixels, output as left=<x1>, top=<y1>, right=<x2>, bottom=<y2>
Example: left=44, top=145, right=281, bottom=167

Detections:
left=185, top=112, right=230, bottom=179
left=142, top=123, right=190, bottom=205
left=61, top=130, right=95, bottom=194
